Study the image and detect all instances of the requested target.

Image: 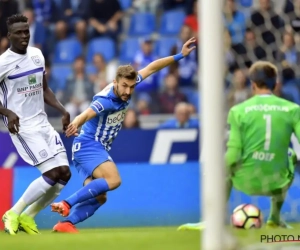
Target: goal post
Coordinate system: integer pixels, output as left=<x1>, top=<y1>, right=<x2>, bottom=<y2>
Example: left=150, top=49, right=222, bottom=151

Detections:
left=199, top=0, right=226, bottom=249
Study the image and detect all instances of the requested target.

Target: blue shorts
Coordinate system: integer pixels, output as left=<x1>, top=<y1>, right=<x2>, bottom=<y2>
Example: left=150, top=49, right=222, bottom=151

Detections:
left=72, top=137, right=113, bottom=182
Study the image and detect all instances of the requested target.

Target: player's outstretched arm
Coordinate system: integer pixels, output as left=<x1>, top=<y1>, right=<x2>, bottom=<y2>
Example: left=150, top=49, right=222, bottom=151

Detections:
left=65, top=108, right=97, bottom=137
left=138, top=37, right=196, bottom=80
left=43, top=77, right=70, bottom=131
left=0, top=101, right=19, bottom=134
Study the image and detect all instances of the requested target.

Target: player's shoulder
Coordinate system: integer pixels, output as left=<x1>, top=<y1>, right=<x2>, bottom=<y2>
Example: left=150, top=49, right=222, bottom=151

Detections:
left=0, top=49, right=12, bottom=66
left=92, top=83, right=114, bottom=108
left=27, top=46, right=42, bottom=54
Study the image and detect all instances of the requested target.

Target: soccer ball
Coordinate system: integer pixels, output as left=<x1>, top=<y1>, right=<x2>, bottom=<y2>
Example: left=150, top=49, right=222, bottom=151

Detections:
left=231, top=204, right=263, bottom=229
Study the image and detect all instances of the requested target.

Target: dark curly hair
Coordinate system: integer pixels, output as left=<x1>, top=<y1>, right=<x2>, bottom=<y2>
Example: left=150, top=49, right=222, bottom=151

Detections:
left=6, top=14, right=28, bottom=30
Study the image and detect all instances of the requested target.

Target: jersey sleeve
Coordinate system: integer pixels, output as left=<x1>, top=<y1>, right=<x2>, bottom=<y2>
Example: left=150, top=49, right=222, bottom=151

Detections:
left=292, top=106, right=300, bottom=143
left=136, top=73, right=143, bottom=86
left=225, top=108, right=242, bottom=169
left=90, top=96, right=111, bottom=115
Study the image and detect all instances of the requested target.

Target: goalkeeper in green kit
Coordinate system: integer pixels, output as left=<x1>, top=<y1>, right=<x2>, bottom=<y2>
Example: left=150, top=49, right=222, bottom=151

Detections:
left=178, top=61, right=299, bottom=231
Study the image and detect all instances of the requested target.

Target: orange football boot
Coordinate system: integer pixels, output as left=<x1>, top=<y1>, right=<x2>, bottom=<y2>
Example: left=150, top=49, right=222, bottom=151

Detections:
left=53, top=221, right=79, bottom=233
left=51, top=201, right=70, bottom=217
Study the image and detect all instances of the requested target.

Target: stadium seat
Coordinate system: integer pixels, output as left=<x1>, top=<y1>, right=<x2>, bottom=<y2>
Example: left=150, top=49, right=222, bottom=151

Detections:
left=282, top=84, right=300, bottom=105
left=119, top=38, right=140, bottom=64
left=53, top=38, right=83, bottom=64
left=85, top=64, right=97, bottom=75
left=86, top=38, right=116, bottom=63
left=180, top=88, right=199, bottom=112
left=159, top=10, right=186, bottom=35
left=51, top=64, right=72, bottom=90
left=128, top=12, right=156, bottom=36
left=239, top=0, right=252, bottom=7
left=119, top=0, right=132, bottom=10
left=155, top=37, right=177, bottom=58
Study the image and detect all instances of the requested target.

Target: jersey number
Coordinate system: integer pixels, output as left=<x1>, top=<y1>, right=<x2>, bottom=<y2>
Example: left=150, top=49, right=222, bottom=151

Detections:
left=55, top=136, right=62, bottom=147
left=263, top=114, right=272, bottom=150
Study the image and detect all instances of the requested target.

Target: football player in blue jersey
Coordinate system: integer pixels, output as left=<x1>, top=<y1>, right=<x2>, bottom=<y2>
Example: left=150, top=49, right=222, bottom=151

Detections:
left=51, top=37, right=196, bottom=233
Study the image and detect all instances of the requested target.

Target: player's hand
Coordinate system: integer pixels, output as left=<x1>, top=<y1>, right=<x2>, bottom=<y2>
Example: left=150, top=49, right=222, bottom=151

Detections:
left=7, top=111, right=20, bottom=134
left=65, top=123, right=79, bottom=138
left=181, top=37, right=197, bottom=57
left=62, top=112, right=70, bottom=132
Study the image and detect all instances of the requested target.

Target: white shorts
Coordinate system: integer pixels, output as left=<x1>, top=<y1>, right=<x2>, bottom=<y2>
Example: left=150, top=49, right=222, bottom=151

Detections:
left=10, top=123, right=69, bottom=173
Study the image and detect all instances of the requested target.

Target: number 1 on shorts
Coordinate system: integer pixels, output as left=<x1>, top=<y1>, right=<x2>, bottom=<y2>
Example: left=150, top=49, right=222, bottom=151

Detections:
left=263, top=114, right=271, bottom=150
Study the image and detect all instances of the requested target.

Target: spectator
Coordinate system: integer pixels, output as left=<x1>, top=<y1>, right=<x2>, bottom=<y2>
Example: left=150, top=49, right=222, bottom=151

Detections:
left=23, top=9, right=47, bottom=51
left=227, top=69, right=251, bottom=108
left=223, top=0, right=247, bottom=45
left=44, top=60, right=63, bottom=117
left=0, top=0, right=19, bottom=53
left=133, top=38, right=159, bottom=93
left=248, top=0, right=285, bottom=45
left=158, top=73, right=188, bottom=114
left=89, top=0, right=123, bottom=41
left=276, top=32, right=300, bottom=67
left=64, top=56, right=94, bottom=119
left=89, top=53, right=117, bottom=93
left=26, top=0, right=60, bottom=24
left=171, top=25, right=198, bottom=88
left=136, top=93, right=151, bottom=115
left=133, top=0, right=160, bottom=14
left=60, top=0, right=90, bottom=45
left=184, top=0, right=199, bottom=37
left=163, top=0, right=186, bottom=11
left=232, top=28, right=267, bottom=68
left=123, top=109, right=140, bottom=129
left=158, top=102, right=199, bottom=129
left=284, top=0, right=300, bottom=33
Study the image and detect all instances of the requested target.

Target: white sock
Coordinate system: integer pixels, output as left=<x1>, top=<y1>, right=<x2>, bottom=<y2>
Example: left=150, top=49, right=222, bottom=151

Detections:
left=23, top=183, right=65, bottom=218
left=11, top=176, right=55, bottom=215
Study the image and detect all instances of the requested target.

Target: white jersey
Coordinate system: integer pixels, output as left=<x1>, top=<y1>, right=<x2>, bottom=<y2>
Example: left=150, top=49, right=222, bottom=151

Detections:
left=0, top=47, right=47, bottom=130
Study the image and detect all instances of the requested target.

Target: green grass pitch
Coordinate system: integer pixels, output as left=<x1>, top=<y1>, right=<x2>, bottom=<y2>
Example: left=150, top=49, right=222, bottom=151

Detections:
left=1, top=225, right=300, bottom=250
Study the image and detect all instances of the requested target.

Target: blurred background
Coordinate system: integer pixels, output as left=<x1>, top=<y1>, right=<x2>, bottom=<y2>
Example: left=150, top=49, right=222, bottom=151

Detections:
left=2, top=0, right=300, bottom=230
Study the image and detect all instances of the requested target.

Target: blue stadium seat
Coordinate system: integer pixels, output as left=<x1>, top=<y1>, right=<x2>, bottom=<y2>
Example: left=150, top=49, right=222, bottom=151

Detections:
left=86, top=38, right=116, bottom=63
left=85, top=64, right=97, bottom=75
left=119, top=38, right=140, bottom=64
left=159, top=10, right=186, bottom=35
left=51, top=64, right=72, bottom=90
left=53, top=38, right=82, bottom=64
left=180, top=88, right=199, bottom=112
left=119, top=0, right=132, bottom=10
left=239, top=0, right=252, bottom=7
left=156, top=37, right=177, bottom=57
left=282, top=84, right=300, bottom=105
left=128, top=12, right=156, bottom=36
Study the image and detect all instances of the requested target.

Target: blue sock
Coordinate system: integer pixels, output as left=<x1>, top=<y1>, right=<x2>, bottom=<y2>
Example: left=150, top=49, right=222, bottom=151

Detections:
left=65, top=178, right=109, bottom=207
left=64, top=198, right=101, bottom=225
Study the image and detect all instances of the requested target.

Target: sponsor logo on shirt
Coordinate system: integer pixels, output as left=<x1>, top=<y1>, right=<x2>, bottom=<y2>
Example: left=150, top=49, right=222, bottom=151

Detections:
left=106, top=109, right=126, bottom=126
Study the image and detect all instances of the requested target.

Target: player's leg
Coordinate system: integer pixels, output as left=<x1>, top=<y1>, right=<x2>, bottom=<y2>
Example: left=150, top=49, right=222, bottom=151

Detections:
left=52, top=160, right=120, bottom=217
left=2, top=131, right=70, bottom=235
left=51, top=139, right=118, bottom=217
left=53, top=177, right=107, bottom=233
left=266, top=150, right=295, bottom=228
left=18, top=128, right=71, bottom=234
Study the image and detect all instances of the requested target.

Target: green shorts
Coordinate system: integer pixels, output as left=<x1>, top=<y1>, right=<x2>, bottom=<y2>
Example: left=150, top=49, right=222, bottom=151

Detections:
left=231, top=152, right=295, bottom=196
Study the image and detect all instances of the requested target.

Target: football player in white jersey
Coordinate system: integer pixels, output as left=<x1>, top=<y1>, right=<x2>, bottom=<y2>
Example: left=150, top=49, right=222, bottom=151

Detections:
left=0, top=14, right=72, bottom=235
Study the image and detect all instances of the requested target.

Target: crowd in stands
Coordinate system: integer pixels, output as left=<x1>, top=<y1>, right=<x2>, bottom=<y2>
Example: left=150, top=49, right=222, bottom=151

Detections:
left=1, top=0, right=300, bottom=129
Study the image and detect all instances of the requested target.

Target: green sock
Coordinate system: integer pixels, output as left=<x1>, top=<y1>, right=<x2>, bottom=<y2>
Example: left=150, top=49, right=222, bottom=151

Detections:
left=268, top=191, right=286, bottom=224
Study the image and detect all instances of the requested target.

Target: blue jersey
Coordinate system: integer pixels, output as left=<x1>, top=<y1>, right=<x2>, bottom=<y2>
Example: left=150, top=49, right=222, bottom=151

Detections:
left=77, top=75, right=143, bottom=151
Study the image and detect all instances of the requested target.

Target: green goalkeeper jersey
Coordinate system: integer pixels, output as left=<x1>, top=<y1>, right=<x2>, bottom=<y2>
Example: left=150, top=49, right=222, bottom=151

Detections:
left=226, top=94, right=300, bottom=194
